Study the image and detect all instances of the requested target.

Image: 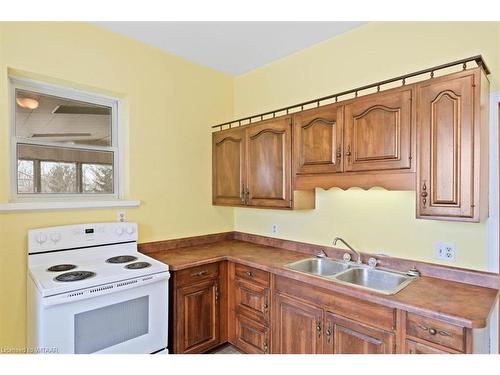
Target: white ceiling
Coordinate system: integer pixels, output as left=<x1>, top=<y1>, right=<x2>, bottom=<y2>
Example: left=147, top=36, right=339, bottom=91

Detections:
left=94, top=22, right=365, bottom=75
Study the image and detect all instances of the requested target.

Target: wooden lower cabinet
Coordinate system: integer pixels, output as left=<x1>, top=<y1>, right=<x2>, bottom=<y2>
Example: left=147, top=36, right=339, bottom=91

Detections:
left=235, top=314, right=270, bottom=354
left=273, top=293, right=323, bottom=354
left=170, top=263, right=475, bottom=355
left=175, top=279, right=220, bottom=354
left=405, top=339, right=451, bottom=354
left=325, top=313, right=395, bottom=354
left=234, top=278, right=270, bottom=324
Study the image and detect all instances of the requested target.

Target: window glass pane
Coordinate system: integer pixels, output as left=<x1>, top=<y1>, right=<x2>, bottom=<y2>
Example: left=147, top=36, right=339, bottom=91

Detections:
left=15, top=89, right=112, bottom=147
left=40, top=161, right=77, bottom=193
left=17, top=160, right=34, bottom=193
left=82, top=164, right=113, bottom=193
left=16, top=143, right=114, bottom=195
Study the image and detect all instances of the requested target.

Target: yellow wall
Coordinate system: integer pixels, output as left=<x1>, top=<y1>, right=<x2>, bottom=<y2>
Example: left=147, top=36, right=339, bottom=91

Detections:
left=233, top=22, right=500, bottom=271
left=0, top=22, right=234, bottom=349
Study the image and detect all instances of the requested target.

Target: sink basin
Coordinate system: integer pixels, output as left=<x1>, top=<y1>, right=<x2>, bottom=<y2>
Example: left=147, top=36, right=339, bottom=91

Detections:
left=285, top=258, right=351, bottom=277
left=333, top=267, right=414, bottom=295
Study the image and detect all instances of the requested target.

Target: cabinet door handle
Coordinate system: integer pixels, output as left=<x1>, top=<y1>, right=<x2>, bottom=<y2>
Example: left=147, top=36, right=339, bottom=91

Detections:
left=316, top=320, right=322, bottom=337
left=191, top=270, right=208, bottom=277
left=263, top=340, right=268, bottom=353
left=244, top=188, right=250, bottom=205
left=421, top=181, right=428, bottom=208
left=264, top=302, right=269, bottom=310
left=215, top=283, right=219, bottom=302
left=325, top=321, right=332, bottom=343
left=345, top=145, right=351, bottom=162
left=241, top=186, right=246, bottom=204
left=336, top=146, right=342, bottom=161
left=245, top=271, right=253, bottom=277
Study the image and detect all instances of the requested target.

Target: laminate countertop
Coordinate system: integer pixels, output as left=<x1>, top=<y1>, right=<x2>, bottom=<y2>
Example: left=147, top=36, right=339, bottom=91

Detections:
left=145, top=240, right=498, bottom=329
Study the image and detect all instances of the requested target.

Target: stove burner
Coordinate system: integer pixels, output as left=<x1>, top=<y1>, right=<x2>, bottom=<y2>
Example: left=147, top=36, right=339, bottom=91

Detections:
left=54, top=271, right=96, bottom=282
left=125, top=262, right=151, bottom=270
left=47, top=264, right=77, bottom=272
left=106, top=255, right=138, bottom=264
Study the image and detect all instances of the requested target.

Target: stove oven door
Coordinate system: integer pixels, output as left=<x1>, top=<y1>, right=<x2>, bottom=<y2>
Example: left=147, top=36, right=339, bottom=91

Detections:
left=38, top=276, right=168, bottom=354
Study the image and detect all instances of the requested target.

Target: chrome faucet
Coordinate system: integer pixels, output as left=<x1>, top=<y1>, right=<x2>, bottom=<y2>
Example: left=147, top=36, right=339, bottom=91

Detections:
left=333, top=237, right=362, bottom=264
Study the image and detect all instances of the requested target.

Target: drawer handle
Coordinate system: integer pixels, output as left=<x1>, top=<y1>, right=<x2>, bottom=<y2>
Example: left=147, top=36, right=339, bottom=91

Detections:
left=418, top=324, right=451, bottom=337
left=191, top=270, right=208, bottom=277
left=245, top=271, right=254, bottom=277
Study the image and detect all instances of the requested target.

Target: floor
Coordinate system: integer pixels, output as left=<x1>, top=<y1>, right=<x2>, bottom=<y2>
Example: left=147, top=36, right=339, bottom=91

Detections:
left=210, top=343, right=243, bottom=354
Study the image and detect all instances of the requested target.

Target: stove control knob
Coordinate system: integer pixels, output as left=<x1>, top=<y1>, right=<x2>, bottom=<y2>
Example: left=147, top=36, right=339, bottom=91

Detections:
left=36, top=233, right=47, bottom=245
left=116, top=227, right=124, bottom=236
left=50, top=232, right=61, bottom=243
left=126, top=226, right=135, bottom=235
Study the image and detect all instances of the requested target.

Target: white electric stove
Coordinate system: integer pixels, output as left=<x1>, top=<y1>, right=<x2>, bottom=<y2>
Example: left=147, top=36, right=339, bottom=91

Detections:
left=27, top=222, right=169, bottom=354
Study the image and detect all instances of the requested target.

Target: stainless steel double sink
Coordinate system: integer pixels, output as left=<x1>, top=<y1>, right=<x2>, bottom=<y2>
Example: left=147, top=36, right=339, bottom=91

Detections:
left=284, top=257, right=416, bottom=295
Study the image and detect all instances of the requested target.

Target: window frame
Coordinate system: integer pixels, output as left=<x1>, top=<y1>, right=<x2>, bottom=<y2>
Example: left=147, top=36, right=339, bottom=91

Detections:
left=9, top=77, right=121, bottom=202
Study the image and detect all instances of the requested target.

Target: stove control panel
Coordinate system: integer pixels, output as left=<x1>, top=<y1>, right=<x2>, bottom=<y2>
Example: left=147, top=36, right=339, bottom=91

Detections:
left=28, top=222, right=138, bottom=254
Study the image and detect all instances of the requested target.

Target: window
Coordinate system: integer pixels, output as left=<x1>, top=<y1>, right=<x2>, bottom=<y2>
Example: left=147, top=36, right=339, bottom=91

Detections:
left=10, top=78, right=120, bottom=200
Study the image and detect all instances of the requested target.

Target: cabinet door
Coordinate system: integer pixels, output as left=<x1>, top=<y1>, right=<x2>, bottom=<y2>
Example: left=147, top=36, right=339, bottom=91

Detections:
left=325, top=313, right=394, bottom=354
left=405, top=339, right=451, bottom=354
left=293, top=104, right=344, bottom=175
left=273, top=293, right=323, bottom=354
left=175, top=279, right=220, bottom=353
left=235, top=314, right=270, bottom=354
left=235, top=278, right=270, bottom=324
left=416, top=72, right=476, bottom=219
left=212, top=128, right=246, bottom=206
left=344, top=87, right=412, bottom=172
left=246, top=117, right=292, bottom=208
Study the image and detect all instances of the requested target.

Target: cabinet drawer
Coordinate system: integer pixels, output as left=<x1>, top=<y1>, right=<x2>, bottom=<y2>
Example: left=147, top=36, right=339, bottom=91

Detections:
left=235, top=314, right=270, bottom=354
left=235, top=278, right=270, bottom=324
left=176, top=263, right=219, bottom=287
left=405, top=339, right=457, bottom=354
left=406, top=313, right=465, bottom=352
left=235, top=263, right=269, bottom=286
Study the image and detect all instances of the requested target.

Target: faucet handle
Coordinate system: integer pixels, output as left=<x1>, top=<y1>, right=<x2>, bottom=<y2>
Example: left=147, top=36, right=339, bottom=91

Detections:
left=342, top=253, right=351, bottom=263
left=368, top=257, right=378, bottom=268
left=316, top=250, right=327, bottom=258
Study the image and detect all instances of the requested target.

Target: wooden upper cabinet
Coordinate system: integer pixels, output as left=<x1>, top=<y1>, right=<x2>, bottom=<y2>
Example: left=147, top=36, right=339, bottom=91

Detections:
left=212, top=128, right=245, bottom=206
left=344, top=86, right=413, bottom=172
left=325, top=313, right=395, bottom=354
left=293, top=104, right=344, bottom=175
left=273, top=293, right=323, bottom=354
left=246, top=116, right=292, bottom=208
left=416, top=68, right=488, bottom=221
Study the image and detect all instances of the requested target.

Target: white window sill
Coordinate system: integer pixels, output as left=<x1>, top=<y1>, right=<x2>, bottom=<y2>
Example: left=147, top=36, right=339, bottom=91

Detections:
left=0, top=200, right=140, bottom=212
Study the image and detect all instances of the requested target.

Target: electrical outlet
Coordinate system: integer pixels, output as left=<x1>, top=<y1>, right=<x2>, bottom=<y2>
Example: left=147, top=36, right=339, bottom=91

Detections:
left=271, top=224, right=278, bottom=234
left=434, top=242, right=456, bottom=261
left=117, top=211, right=126, bottom=222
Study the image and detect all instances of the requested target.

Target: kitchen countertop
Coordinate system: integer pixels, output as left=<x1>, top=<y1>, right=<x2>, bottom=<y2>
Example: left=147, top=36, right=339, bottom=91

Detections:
left=146, top=239, right=498, bottom=329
